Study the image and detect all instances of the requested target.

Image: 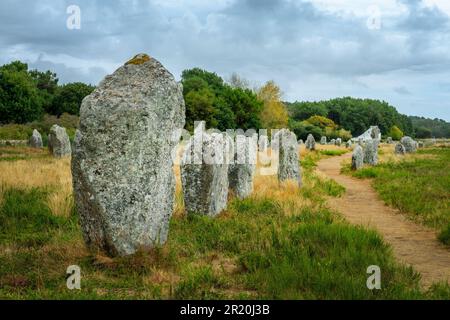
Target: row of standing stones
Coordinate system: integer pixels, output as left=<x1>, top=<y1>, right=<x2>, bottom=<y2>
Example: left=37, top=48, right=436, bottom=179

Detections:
left=65, top=54, right=303, bottom=257
left=23, top=54, right=427, bottom=257
left=28, top=125, right=72, bottom=158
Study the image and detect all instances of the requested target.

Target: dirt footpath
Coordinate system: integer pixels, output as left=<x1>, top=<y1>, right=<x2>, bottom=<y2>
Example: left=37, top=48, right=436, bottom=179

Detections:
left=317, top=153, right=450, bottom=288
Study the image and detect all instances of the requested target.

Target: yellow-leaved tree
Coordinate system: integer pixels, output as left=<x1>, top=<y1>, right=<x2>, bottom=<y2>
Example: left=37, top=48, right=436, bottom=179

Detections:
left=257, top=81, right=289, bottom=130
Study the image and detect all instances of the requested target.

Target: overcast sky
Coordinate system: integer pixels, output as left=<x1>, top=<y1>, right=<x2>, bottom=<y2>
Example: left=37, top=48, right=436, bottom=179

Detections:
left=1, top=0, right=449, bottom=120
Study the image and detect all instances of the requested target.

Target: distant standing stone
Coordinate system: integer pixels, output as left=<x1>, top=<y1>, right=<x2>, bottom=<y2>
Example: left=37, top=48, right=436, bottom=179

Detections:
left=229, top=133, right=257, bottom=199
left=346, top=140, right=352, bottom=148
left=305, top=134, right=316, bottom=151
left=29, top=129, right=43, bottom=148
left=298, top=139, right=304, bottom=145
left=181, top=122, right=232, bottom=217
left=363, top=139, right=378, bottom=165
left=278, top=129, right=301, bottom=185
left=48, top=125, right=71, bottom=158
left=330, top=139, right=336, bottom=145
left=352, top=145, right=364, bottom=170
left=320, top=136, right=327, bottom=145
left=400, top=136, right=417, bottom=153
left=386, top=137, right=393, bottom=144
left=335, top=138, right=342, bottom=146
left=258, top=134, right=269, bottom=152
left=418, top=141, right=424, bottom=148
left=72, top=54, right=185, bottom=257
left=395, top=143, right=406, bottom=155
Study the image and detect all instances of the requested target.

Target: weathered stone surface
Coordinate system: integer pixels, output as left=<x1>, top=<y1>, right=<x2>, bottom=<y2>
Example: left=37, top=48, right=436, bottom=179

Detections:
left=29, top=129, right=43, bottom=148
left=352, top=145, right=364, bottom=170
left=386, top=137, right=393, bottom=144
left=72, top=54, right=185, bottom=257
left=400, top=136, right=417, bottom=153
left=370, top=126, right=381, bottom=140
left=258, top=134, right=269, bottom=152
left=305, top=134, right=316, bottom=150
left=271, top=130, right=281, bottom=151
left=395, top=143, right=406, bottom=155
left=346, top=140, right=352, bottom=148
left=330, top=139, right=336, bottom=145
left=363, top=139, right=379, bottom=165
left=320, top=136, right=327, bottom=145
left=418, top=141, right=424, bottom=148
left=277, top=129, right=301, bottom=185
left=181, top=122, right=232, bottom=217
left=48, top=125, right=71, bottom=158
left=298, top=139, right=304, bottom=145
left=335, top=138, right=342, bottom=146
left=229, top=133, right=257, bottom=199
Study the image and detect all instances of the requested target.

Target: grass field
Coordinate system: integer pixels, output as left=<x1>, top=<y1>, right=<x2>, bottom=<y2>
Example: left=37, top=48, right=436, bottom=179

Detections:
left=342, top=145, right=450, bottom=246
left=0, top=145, right=449, bottom=299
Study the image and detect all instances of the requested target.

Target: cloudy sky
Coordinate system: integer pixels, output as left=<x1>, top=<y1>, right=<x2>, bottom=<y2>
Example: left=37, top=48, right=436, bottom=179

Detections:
left=1, top=0, right=449, bottom=120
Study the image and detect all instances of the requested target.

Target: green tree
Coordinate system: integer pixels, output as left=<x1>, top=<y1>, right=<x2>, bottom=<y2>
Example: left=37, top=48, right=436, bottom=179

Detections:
left=51, top=82, right=95, bottom=116
left=415, top=127, right=432, bottom=139
left=0, top=61, right=43, bottom=124
left=29, top=69, right=59, bottom=113
left=388, top=125, right=404, bottom=140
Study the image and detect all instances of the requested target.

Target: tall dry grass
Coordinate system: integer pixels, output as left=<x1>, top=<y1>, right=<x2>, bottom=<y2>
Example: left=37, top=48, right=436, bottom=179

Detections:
left=0, top=156, right=73, bottom=217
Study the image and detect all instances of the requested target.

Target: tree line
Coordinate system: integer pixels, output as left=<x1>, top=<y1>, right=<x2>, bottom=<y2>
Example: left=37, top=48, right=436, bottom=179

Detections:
left=1, top=60, right=448, bottom=139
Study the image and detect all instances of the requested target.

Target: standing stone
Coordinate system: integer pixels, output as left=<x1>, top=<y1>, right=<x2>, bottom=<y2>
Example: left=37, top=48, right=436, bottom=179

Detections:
left=48, top=125, right=71, bottom=158
left=335, top=138, right=342, bottom=146
left=363, top=139, right=378, bottom=166
left=395, top=143, right=406, bottom=155
left=229, top=133, right=257, bottom=199
left=386, top=137, right=393, bottom=144
left=330, top=139, right=336, bottom=145
left=72, top=54, right=185, bottom=257
left=370, top=126, right=381, bottom=140
left=352, top=145, right=364, bottom=170
left=346, top=140, right=352, bottom=148
left=305, top=134, right=316, bottom=151
left=278, top=129, right=301, bottom=185
left=298, top=139, right=304, bottom=145
left=181, top=122, right=232, bottom=217
left=418, top=141, right=424, bottom=149
left=400, top=136, right=417, bottom=153
left=320, top=136, right=327, bottom=145
left=258, top=134, right=269, bottom=153
left=29, top=129, right=43, bottom=148
left=271, top=130, right=282, bottom=151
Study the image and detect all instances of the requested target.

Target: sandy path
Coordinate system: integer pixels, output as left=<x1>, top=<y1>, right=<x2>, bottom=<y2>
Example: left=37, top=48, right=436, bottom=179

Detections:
left=317, top=153, right=450, bottom=288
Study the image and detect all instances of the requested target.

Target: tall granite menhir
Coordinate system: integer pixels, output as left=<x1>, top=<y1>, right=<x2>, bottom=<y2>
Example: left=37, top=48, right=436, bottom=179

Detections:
left=48, top=125, right=71, bottom=157
left=229, top=133, right=257, bottom=199
left=72, top=54, right=185, bottom=257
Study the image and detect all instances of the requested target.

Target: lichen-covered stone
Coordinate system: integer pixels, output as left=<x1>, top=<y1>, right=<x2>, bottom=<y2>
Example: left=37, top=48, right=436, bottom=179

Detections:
left=370, top=126, right=381, bottom=140
left=277, top=129, right=301, bottom=185
left=363, top=139, right=379, bottom=165
left=395, top=143, right=406, bottom=155
left=125, top=53, right=151, bottom=65
left=29, top=129, right=43, bottom=148
left=258, top=134, right=269, bottom=152
left=335, top=138, right=342, bottom=146
left=346, top=140, right=352, bottom=148
left=352, top=145, right=364, bottom=170
left=298, top=139, right=304, bottom=145
left=320, top=136, right=327, bottom=145
left=229, top=133, right=257, bottom=199
left=181, top=124, right=232, bottom=217
left=72, top=54, right=185, bottom=257
left=400, top=136, right=417, bottom=153
left=48, top=125, right=71, bottom=158
left=305, top=134, right=316, bottom=150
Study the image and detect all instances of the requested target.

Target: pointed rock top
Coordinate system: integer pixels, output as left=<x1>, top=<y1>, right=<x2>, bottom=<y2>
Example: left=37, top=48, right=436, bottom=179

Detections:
left=125, top=53, right=151, bottom=66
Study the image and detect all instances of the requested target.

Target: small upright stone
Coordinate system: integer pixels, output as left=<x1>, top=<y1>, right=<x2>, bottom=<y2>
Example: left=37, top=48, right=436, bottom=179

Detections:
left=400, top=136, right=417, bottom=153
left=277, top=129, right=301, bottom=185
left=298, top=139, right=304, bottom=145
left=258, top=134, right=269, bottom=152
left=363, top=139, right=378, bottom=165
left=346, top=140, right=352, bottom=148
left=386, top=137, right=393, bottom=144
left=320, top=136, right=327, bottom=145
left=305, top=134, right=316, bottom=151
left=335, top=138, right=342, bottom=146
left=271, top=130, right=281, bottom=151
left=72, top=54, right=185, bottom=257
left=352, top=145, right=364, bottom=170
left=395, top=143, right=406, bottom=155
left=29, top=129, right=43, bottom=148
left=330, top=139, right=336, bottom=145
left=48, top=125, right=71, bottom=158
left=229, top=133, right=257, bottom=199
left=181, top=122, right=232, bottom=217
left=418, top=141, right=424, bottom=148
